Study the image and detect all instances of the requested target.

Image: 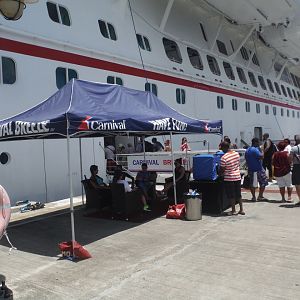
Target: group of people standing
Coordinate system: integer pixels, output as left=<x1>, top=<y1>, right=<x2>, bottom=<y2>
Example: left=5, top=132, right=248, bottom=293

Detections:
left=217, top=133, right=300, bottom=216
left=245, top=133, right=300, bottom=205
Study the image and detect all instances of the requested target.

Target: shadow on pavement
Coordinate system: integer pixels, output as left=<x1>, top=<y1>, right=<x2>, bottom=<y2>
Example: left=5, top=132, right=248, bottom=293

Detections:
left=279, top=204, right=299, bottom=208
left=0, top=208, right=140, bottom=258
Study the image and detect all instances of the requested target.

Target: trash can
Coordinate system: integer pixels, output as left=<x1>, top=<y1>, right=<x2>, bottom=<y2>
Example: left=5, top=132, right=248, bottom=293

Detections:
left=184, top=191, right=202, bottom=221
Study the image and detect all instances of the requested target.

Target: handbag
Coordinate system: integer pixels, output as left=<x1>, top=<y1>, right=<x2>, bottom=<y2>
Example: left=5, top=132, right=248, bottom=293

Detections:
left=166, top=204, right=185, bottom=219
left=242, top=174, right=251, bottom=189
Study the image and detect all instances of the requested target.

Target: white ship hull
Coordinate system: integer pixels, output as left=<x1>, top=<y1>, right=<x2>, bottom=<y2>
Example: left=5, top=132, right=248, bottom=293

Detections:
left=0, top=0, right=300, bottom=203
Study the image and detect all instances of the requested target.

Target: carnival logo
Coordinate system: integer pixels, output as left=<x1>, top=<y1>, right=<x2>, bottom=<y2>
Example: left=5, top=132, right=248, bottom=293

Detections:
left=149, top=118, right=187, bottom=131
left=204, top=122, right=222, bottom=133
left=78, top=116, right=127, bottom=131
left=78, top=116, right=92, bottom=130
left=0, top=120, right=50, bottom=137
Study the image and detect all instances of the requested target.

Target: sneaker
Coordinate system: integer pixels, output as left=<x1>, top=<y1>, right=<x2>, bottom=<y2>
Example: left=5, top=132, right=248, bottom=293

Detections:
left=251, top=197, right=256, bottom=202
left=257, top=196, right=268, bottom=201
left=143, top=205, right=151, bottom=212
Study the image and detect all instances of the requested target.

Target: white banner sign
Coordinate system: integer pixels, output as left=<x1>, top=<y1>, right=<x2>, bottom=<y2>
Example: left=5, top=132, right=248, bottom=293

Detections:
left=127, top=154, right=191, bottom=172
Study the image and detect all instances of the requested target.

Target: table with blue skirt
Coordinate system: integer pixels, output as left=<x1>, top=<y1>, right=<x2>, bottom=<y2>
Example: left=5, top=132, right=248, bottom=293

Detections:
left=189, top=179, right=231, bottom=214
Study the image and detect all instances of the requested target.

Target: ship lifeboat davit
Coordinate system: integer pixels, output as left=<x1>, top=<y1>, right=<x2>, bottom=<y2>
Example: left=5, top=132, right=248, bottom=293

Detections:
left=0, top=185, right=11, bottom=239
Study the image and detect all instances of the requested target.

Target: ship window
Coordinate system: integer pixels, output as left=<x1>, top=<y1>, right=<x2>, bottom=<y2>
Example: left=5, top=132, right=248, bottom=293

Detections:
left=265, top=105, right=269, bottom=115
left=245, top=101, right=250, bottom=112
left=287, top=87, right=292, bottom=98
left=281, top=85, right=287, bottom=97
left=240, top=46, right=249, bottom=61
left=266, top=79, right=274, bottom=93
left=107, top=76, right=123, bottom=85
left=145, top=82, right=157, bottom=96
left=216, top=40, right=228, bottom=55
left=207, top=55, right=220, bottom=76
left=252, top=54, right=260, bottom=66
left=1, top=57, right=16, bottom=84
left=163, top=38, right=182, bottom=64
left=297, top=111, right=300, bottom=118
left=236, top=67, right=247, bottom=84
left=199, top=23, right=207, bottom=42
left=176, top=88, right=186, bottom=104
left=47, top=2, right=70, bottom=26
left=291, top=73, right=298, bottom=88
left=47, top=2, right=59, bottom=23
left=232, top=99, right=238, bottom=111
left=273, top=107, right=277, bottom=115
left=223, top=62, right=235, bottom=80
left=258, top=76, right=266, bottom=90
left=98, top=20, right=117, bottom=41
left=56, top=67, right=78, bottom=89
left=274, top=82, right=281, bottom=95
left=297, top=91, right=300, bottom=100
left=248, top=72, right=257, bottom=87
left=287, top=109, right=290, bottom=117
left=187, top=47, right=203, bottom=70
left=256, top=103, right=260, bottom=114
left=292, top=110, right=295, bottom=118
left=217, top=96, right=224, bottom=109
left=59, top=6, right=70, bottom=26
left=0, top=152, right=10, bottom=165
left=281, top=108, right=284, bottom=116
left=292, top=89, right=297, bottom=99
left=136, top=34, right=151, bottom=51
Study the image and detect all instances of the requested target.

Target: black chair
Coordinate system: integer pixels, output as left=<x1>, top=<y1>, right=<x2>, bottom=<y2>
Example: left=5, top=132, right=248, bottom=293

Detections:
left=110, top=183, right=143, bottom=219
left=81, top=179, right=111, bottom=210
left=167, top=171, right=190, bottom=204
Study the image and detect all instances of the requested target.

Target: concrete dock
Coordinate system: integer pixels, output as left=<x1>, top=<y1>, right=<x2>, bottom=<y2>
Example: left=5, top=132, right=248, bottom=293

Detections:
left=1, top=186, right=300, bottom=300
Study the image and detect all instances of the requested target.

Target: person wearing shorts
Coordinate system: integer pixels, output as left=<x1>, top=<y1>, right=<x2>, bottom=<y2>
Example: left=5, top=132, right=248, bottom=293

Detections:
left=245, top=138, right=268, bottom=202
left=272, top=141, right=293, bottom=202
left=289, top=135, right=300, bottom=206
left=219, top=141, right=245, bottom=215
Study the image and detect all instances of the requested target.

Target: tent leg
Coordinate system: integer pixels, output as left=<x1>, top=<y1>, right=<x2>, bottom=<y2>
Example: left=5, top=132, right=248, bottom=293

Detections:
left=79, top=138, right=84, bottom=205
left=142, top=135, right=146, bottom=161
left=67, top=134, right=76, bottom=255
left=170, top=132, right=177, bottom=205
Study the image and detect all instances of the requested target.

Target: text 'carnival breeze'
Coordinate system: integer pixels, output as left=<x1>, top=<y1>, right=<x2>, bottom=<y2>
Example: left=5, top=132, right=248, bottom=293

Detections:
left=149, top=118, right=187, bottom=131
left=0, top=121, right=50, bottom=137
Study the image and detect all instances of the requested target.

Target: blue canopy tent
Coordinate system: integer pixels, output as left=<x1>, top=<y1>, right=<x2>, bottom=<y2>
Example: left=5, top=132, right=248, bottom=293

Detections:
left=0, top=79, right=222, bottom=249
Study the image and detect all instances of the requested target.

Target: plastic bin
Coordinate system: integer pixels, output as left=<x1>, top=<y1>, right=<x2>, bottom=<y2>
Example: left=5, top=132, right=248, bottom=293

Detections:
left=184, top=192, right=202, bottom=221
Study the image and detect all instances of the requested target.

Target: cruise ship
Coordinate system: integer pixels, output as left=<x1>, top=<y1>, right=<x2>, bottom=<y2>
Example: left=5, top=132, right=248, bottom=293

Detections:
left=1, top=0, right=300, bottom=203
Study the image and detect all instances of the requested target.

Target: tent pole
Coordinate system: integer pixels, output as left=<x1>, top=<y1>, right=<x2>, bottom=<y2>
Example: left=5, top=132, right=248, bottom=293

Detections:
left=142, top=135, right=146, bottom=161
left=79, top=138, right=84, bottom=205
left=170, top=132, right=177, bottom=205
left=67, top=132, right=76, bottom=251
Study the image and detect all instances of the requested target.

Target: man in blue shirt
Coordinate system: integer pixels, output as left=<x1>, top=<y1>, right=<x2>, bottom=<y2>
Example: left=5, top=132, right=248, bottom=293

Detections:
left=245, top=138, right=268, bottom=201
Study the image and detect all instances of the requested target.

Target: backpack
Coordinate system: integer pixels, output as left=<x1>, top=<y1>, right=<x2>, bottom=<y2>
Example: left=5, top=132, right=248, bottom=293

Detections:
left=294, top=145, right=300, bottom=162
left=264, top=139, right=277, bottom=158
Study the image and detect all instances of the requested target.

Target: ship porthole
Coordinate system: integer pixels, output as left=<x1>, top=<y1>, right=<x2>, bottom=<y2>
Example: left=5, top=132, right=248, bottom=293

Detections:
left=0, top=152, right=10, bottom=165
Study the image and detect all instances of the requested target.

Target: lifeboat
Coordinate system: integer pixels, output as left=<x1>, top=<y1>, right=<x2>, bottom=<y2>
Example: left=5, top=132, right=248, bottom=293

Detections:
left=0, top=185, right=11, bottom=239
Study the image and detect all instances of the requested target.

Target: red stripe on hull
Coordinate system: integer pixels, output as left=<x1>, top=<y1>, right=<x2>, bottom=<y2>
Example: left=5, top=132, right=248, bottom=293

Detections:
left=1, top=37, right=300, bottom=110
